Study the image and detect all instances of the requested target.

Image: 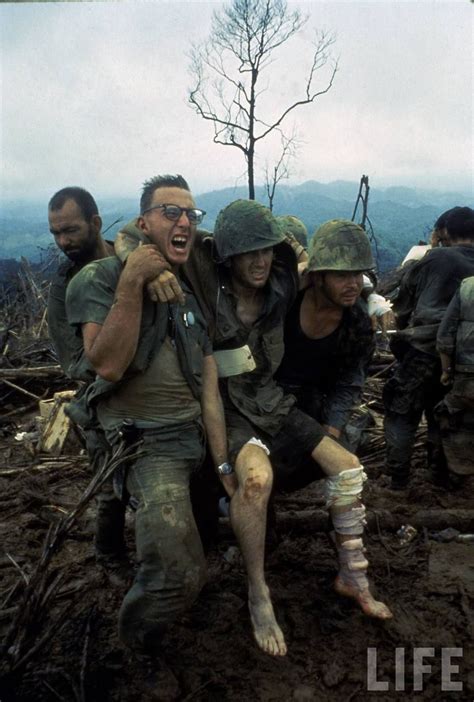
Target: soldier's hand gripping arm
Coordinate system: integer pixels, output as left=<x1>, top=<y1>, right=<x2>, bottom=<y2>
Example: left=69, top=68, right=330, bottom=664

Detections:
left=82, top=245, right=170, bottom=382
left=116, top=224, right=186, bottom=305
left=323, top=424, right=342, bottom=440
left=146, top=269, right=186, bottom=306
left=284, top=233, right=308, bottom=264
left=201, top=354, right=237, bottom=498
left=439, top=351, right=454, bottom=386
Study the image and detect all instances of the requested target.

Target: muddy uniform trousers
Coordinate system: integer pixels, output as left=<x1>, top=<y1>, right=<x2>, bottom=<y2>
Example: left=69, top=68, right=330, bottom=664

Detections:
left=278, top=383, right=371, bottom=454
left=84, top=425, right=127, bottom=557
left=435, top=377, right=474, bottom=479
left=383, top=345, right=447, bottom=488
left=114, top=424, right=207, bottom=655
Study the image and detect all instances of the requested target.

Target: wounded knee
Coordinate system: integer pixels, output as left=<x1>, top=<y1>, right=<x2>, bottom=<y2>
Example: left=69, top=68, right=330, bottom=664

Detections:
left=242, top=470, right=272, bottom=500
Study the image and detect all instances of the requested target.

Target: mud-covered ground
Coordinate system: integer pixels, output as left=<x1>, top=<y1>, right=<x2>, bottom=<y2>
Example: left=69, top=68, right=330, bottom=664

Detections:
left=0, top=402, right=473, bottom=702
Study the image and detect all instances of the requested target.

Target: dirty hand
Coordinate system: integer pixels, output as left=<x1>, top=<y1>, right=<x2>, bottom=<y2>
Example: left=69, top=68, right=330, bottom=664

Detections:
left=323, top=424, right=342, bottom=440
left=115, top=229, right=145, bottom=262
left=285, top=234, right=308, bottom=263
left=221, top=473, right=238, bottom=499
left=124, top=245, right=171, bottom=286
left=147, top=270, right=185, bottom=305
left=440, top=370, right=453, bottom=386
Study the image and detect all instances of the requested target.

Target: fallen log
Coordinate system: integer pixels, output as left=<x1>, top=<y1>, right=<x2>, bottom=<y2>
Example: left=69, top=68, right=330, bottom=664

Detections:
left=273, top=508, right=474, bottom=534
left=0, top=366, right=63, bottom=379
left=220, top=508, right=474, bottom=537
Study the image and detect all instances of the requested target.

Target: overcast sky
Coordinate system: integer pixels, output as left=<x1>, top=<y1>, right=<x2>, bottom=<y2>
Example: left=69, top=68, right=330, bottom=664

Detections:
left=1, top=0, right=472, bottom=204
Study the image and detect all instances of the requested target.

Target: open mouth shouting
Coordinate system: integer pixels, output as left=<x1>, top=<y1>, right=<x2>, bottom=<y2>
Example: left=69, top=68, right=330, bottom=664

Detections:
left=171, top=234, right=189, bottom=251
left=167, top=231, right=195, bottom=264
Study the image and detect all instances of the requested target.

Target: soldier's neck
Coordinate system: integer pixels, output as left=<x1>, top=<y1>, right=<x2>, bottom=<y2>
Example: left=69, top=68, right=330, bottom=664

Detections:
left=309, top=285, right=341, bottom=315
left=231, top=279, right=265, bottom=327
left=95, top=236, right=114, bottom=260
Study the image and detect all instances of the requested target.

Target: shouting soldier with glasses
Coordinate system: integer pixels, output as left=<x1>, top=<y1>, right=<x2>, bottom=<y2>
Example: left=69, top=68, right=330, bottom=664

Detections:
left=65, top=175, right=229, bottom=676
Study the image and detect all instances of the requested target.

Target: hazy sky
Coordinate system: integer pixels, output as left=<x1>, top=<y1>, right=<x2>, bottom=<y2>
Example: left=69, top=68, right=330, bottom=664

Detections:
left=1, top=0, right=472, bottom=203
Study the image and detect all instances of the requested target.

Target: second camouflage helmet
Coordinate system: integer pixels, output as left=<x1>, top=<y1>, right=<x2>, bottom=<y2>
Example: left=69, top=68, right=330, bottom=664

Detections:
left=275, top=215, right=308, bottom=248
left=214, top=199, right=286, bottom=260
left=308, top=219, right=374, bottom=272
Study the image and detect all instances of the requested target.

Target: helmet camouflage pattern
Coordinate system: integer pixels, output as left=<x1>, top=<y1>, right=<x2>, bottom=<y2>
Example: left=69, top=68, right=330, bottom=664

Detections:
left=276, top=215, right=308, bottom=248
left=308, top=219, right=374, bottom=272
left=213, top=200, right=285, bottom=260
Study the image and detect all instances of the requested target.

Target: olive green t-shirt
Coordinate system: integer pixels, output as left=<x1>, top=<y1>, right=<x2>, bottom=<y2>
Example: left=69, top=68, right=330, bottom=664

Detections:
left=66, top=256, right=212, bottom=433
left=97, top=335, right=202, bottom=431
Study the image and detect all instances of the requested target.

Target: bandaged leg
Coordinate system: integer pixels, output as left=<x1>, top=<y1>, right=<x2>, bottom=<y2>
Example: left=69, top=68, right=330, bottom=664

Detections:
left=326, top=467, right=392, bottom=620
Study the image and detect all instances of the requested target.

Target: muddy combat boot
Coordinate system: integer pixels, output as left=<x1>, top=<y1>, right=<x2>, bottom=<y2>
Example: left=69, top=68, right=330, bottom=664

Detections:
left=95, top=549, right=133, bottom=588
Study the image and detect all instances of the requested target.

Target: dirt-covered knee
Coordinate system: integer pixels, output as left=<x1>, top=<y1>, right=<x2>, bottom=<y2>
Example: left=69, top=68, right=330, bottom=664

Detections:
left=242, top=465, right=272, bottom=502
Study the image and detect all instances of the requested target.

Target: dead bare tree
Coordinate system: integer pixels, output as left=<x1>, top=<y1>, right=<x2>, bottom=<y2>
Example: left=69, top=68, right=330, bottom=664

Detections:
left=264, top=130, right=299, bottom=211
left=189, top=0, right=338, bottom=200
left=351, top=174, right=381, bottom=269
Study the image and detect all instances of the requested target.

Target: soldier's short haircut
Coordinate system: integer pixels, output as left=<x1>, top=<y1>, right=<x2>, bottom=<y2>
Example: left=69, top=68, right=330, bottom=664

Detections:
left=434, top=207, right=461, bottom=231
left=48, top=187, right=99, bottom=222
left=446, top=207, right=474, bottom=242
left=140, top=175, right=191, bottom=214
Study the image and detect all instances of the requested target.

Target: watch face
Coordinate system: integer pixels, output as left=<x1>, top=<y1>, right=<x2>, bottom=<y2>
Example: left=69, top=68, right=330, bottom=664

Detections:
left=218, top=462, right=233, bottom=475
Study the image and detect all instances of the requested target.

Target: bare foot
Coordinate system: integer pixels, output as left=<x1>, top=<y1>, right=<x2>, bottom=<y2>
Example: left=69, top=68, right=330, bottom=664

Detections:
left=248, top=589, right=287, bottom=656
left=334, top=576, right=393, bottom=620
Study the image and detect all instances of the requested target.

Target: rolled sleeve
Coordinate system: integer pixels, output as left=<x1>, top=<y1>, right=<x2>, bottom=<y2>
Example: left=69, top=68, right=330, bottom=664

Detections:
left=66, top=258, right=121, bottom=329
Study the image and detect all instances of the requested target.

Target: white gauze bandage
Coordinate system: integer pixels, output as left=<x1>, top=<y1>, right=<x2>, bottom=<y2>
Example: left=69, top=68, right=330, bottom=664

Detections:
left=332, top=506, right=367, bottom=535
left=246, top=437, right=270, bottom=456
left=326, top=468, right=370, bottom=591
left=337, top=538, right=369, bottom=591
left=325, top=467, right=367, bottom=508
left=367, top=293, right=393, bottom=318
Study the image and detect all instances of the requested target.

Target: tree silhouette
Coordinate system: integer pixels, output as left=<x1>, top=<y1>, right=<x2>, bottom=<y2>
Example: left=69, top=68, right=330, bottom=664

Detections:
left=189, top=0, right=338, bottom=200
left=264, top=130, right=299, bottom=211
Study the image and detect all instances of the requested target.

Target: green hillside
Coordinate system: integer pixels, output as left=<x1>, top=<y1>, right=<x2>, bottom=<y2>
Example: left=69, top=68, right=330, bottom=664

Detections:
left=0, top=181, right=470, bottom=274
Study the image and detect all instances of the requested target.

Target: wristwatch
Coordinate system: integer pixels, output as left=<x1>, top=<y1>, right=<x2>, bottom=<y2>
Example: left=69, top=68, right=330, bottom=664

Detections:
left=217, top=462, right=234, bottom=476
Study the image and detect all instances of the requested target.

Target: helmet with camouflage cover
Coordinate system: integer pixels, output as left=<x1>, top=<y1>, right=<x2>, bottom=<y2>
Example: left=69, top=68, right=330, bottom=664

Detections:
left=308, top=219, right=374, bottom=272
left=214, top=200, right=285, bottom=260
left=276, top=215, right=308, bottom=248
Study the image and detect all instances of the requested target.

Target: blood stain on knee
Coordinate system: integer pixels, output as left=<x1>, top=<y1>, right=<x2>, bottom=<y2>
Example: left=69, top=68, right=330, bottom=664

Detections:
left=243, top=476, right=264, bottom=500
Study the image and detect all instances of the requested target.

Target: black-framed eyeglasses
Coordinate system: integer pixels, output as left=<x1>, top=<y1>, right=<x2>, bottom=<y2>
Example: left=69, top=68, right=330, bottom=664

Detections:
left=141, top=203, right=206, bottom=224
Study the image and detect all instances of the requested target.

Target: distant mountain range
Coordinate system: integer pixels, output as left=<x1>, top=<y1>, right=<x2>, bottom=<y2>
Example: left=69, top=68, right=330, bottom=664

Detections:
left=0, top=180, right=471, bottom=274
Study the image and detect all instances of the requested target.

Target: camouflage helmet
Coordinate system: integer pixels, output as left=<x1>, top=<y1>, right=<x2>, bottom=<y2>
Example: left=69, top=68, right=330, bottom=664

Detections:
left=276, top=215, right=308, bottom=248
left=308, top=219, right=374, bottom=272
left=213, top=199, right=285, bottom=260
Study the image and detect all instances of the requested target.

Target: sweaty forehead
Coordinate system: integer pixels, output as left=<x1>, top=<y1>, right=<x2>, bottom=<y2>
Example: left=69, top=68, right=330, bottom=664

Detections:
left=151, top=187, right=195, bottom=207
left=48, top=199, right=85, bottom=226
